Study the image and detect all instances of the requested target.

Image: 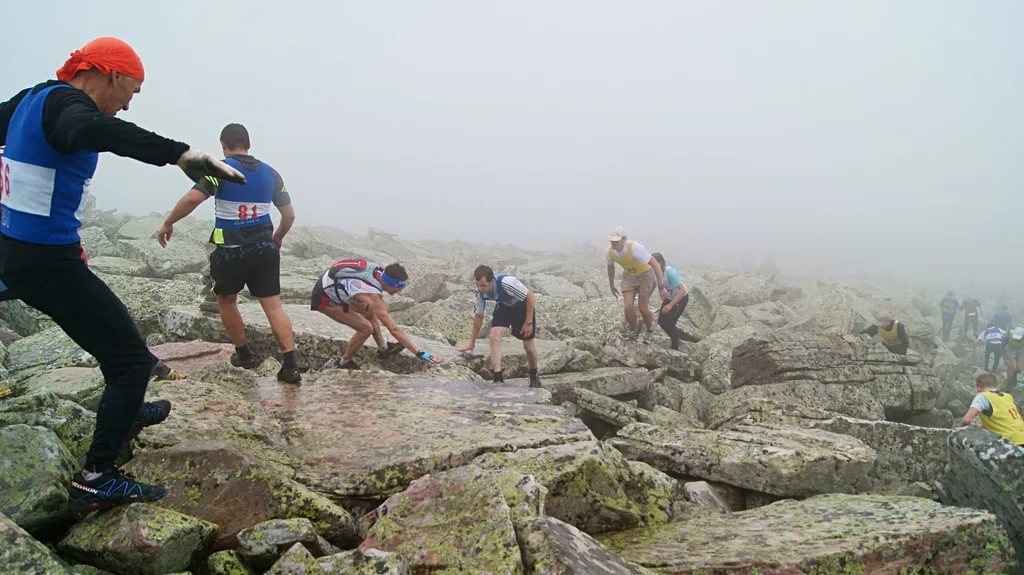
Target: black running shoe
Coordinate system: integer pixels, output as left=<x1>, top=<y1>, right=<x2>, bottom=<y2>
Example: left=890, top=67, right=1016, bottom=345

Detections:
left=376, top=341, right=405, bottom=359
left=529, top=374, right=542, bottom=388
left=136, top=400, right=172, bottom=427
left=277, top=366, right=302, bottom=384
left=336, top=359, right=360, bottom=370
left=68, top=468, right=168, bottom=514
left=230, top=352, right=262, bottom=370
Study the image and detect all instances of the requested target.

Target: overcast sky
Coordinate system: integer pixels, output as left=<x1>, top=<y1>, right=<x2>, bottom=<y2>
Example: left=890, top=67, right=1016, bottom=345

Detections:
left=5, top=1, right=1022, bottom=290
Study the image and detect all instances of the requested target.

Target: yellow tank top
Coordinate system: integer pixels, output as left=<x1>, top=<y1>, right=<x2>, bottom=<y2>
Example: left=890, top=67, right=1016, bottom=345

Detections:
left=608, top=240, right=652, bottom=276
left=878, top=320, right=902, bottom=348
left=980, top=391, right=1024, bottom=445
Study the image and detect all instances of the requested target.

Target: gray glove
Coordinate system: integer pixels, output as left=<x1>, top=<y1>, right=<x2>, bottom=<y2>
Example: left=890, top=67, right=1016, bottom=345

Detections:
left=176, top=150, right=246, bottom=184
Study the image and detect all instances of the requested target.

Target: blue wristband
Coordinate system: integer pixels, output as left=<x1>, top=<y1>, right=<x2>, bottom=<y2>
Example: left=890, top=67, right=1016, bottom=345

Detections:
left=417, top=351, right=434, bottom=362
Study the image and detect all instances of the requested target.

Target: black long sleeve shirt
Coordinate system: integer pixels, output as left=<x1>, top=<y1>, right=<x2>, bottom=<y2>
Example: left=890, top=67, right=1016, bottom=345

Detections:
left=0, top=80, right=188, bottom=165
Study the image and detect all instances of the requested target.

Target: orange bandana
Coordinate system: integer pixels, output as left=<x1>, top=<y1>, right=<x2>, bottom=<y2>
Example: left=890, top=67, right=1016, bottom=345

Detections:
left=56, top=37, right=145, bottom=83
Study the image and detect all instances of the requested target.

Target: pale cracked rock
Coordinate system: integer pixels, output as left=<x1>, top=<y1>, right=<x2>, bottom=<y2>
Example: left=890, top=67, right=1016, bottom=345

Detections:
left=601, top=494, right=1015, bottom=574
left=0, top=425, right=76, bottom=532
left=610, top=422, right=875, bottom=497
left=519, top=516, right=656, bottom=575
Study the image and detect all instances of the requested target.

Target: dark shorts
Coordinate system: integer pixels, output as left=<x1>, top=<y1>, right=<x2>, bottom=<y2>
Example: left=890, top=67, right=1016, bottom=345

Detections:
left=210, top=240, right=280, bottom=298
left=492, top=301, right=536, bottom=340
left=309, top=280, right=348, bottom=312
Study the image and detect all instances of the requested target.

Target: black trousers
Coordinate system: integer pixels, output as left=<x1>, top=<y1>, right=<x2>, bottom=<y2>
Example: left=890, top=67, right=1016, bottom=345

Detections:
left=964, top=313, right=979, bottom=337
left=941, top=312, right=954, bottom=341
left=0, top=236, right=156, bottom=472
left=658, top=293, right=692, bottom=348
left=985, top=343, right=1003, bottom=372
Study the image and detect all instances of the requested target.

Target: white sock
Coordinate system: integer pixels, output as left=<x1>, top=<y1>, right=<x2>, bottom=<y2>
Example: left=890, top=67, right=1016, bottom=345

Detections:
left=82, top=469, right=103, bottom=481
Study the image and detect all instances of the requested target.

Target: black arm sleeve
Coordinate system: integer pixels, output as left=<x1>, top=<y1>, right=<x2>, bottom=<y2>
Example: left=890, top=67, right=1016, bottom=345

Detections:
left=0, top=88, right=31, bottom=147
left=898, top=323, right=909, bottom=346
left=271, top=167, right=291, bottom=207
left=860, top=325, right=879, bottom=336
left=42, top=88, right=189, bottom=166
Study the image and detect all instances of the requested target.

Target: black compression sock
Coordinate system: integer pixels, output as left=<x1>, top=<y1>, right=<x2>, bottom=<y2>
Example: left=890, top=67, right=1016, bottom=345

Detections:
left=236, top=344, right=253, bottom=359
left=283, top=350, right=298, bottom=369
left=528, top=368, right=538, bottom=377
left=493, top=370, right=504, bottom=383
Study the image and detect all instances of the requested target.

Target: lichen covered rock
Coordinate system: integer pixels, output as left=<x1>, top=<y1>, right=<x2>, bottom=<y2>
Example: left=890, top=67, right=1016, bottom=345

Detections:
left=474, top=441, right=676, bottom=534
left=601, top=494, right=1016, bottom=574
left=519, top=516, right=656, bottom=575
left=610, top=422, right=875, bottom=496
left=0, top=391, right=95, bottom=461
left=0, top=424, right=76, bottom=532
left=127, top=442, right=356, bottom=548
left=0, top=511, right=76, bottom=574
left=59, top=503, right=217, bottom=575
left=944, top=426, right=1024, bottom=566
left=360, top=465, right=523, bottom=574
left=317, top=548, right=411, bottom=575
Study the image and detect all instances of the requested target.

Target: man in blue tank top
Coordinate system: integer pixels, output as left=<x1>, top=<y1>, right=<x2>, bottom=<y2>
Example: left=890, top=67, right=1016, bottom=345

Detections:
left=457, top=265, right=541, bottom=387
left=157, top=124, right=300, bottom=384
left=0, top=37, right=244, bottom=514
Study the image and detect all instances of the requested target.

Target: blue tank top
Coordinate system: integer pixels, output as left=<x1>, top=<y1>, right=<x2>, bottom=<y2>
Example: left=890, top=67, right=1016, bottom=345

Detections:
left=0, top=84, right=98, bottom=244
left=480, top=274, right=518, bottom=306
left=210, top=157, right=275, bottom=245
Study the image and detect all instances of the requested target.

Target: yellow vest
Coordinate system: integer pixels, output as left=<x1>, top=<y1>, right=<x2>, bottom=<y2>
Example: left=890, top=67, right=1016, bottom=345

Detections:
left=980, top=391, right=1024, bottom=445
left=608, top=240, right=652, bottom=276
left=878, top=320, right=902, bottom=348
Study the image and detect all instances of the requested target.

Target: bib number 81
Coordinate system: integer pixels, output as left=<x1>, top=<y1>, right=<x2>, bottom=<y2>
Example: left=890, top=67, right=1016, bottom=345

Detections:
left=237, top=204, right=258, bottom=220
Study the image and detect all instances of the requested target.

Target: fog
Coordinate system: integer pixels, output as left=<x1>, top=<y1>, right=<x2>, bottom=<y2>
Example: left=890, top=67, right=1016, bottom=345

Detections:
left=5, top=1, right=1022, bottom=292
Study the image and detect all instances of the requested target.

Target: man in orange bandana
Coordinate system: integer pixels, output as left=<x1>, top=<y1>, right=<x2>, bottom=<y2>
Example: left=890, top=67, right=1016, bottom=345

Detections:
left=0, top=37, right=243, bottom=513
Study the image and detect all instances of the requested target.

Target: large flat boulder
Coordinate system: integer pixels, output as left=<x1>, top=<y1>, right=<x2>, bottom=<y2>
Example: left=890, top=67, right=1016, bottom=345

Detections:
left=13, top=367, right=104, bottom=411
left=360, top=465, right=524, bottom=574
left=98, top=274, right=202, bottom=337
left=519, top=516, right=656, bottom=575
left=718, top=331, right=937, bottom=422
left=160, top=303, right=464, bottom=374
left=473, top=441, right=677, bottom=534
left=463, top=337, right=579, bottom=378
left=127, top=442, right=356, bottom=548
left=509, top=367, right=654, bottom=404
left=944, top=427, right=1024, bottom=565
left=6, top=327, right=96, bottom=381
left=610, top=422, right=875, bottom=496
left=149, top=341, right=234, bottom=377
left=59, top=503, right=217, bottom=575
left=527, top=274, right=585, bottom=299
left=600, top=494, right=1015, bottom=574
left=0, top=391, right=95, bottom=461
left=715, top=402, right=950, bottom=497
left=0, top=425, right=76, bottom=532
left=690, top=325, right=762, bottom=394
left=0, top=512, right=76, bottom=574
left=140, top=372, right=591, bottom=500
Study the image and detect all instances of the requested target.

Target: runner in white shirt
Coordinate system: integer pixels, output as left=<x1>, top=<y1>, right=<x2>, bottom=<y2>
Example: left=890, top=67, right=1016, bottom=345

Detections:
left=457, top=265, right=541, bottom=387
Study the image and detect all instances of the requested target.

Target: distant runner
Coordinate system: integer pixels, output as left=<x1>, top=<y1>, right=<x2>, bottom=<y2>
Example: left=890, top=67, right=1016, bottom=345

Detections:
left=860, top=312, right=909, bottom=355
left=606, top=226, right=668, bottom=343
left=939, top=292, right=959, bottom=342
left=993, top=305, right=1012, bottom=331
left=1005, top=327, right=1024, bottom=391
left=972, top=324, right=1006, bottom=373
left=961, top=296, right=982, bottom=338
left=651, top=253, right=697, bottom=350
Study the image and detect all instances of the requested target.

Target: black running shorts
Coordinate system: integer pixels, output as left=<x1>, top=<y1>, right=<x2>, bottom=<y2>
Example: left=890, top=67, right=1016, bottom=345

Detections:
left=492, top=300, right=537, bottom=340
left=210, top=241, right=281, bottom=298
